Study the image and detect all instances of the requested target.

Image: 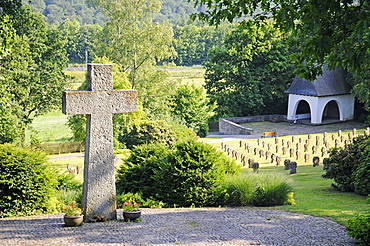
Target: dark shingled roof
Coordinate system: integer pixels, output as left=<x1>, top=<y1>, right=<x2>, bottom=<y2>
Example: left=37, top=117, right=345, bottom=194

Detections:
left=285, top=66, right=351, bottom=96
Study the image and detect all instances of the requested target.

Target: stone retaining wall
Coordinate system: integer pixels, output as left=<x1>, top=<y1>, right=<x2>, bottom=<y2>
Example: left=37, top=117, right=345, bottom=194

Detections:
left=219, top=115, right=286, bottom=135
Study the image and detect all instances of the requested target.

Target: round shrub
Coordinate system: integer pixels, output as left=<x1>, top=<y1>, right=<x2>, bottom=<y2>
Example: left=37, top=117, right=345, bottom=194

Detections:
left=116, top=143, right=171, bottom=197
left=116, top=139, right=241, bottom=207
left=154, top=139, right=241, bottom=207
left=0, top=144, right=57, bottom=217
left=118, top=120, right=177, bottom=149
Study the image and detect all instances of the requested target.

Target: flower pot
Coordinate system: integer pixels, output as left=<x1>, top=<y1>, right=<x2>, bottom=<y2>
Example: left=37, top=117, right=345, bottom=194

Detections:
left=64, top=215, right=84, bottom=227
left=122, top=211, right=141, bottom=222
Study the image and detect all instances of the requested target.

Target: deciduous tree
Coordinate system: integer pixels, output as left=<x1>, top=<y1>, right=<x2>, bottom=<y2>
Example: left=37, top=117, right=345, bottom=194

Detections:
left=0, top=5, right=68, bottom=144
left=204, top=21, right=295, bottom=119
left=191, top=0, right=370, bottom=80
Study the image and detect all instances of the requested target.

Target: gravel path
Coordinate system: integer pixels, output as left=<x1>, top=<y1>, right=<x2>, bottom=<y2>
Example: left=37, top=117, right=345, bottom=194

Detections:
left=0, top=208, right=355, bottom=246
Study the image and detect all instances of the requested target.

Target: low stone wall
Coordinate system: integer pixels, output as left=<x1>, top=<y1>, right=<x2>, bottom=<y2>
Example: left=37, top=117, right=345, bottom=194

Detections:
left=219, top=115, right=286, bottom=135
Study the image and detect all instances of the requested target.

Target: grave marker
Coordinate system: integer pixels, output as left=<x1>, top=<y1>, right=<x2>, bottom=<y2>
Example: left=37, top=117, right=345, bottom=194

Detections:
left=62, top=64, right=138, bottom=220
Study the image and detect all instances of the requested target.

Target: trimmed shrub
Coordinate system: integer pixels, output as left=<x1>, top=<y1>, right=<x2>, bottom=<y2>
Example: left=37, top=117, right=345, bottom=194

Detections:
left=0, top=144, right=57, bottom=217
left=116, top=139, right=241, bottom=207
left=118, top=120, right=177, bottom=149
left=116, top=143, right=171, bottom=197
left=323, top=135, right=370, bottom=195
left=348, top=212, right=370, bottom=245
left=220, top=172, right=295, bottom=207
left=154, top=139, right=241, bottom=207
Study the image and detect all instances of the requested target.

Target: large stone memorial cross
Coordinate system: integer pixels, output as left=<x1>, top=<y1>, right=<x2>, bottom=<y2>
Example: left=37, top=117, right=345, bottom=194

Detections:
left=62, top=64, right=137, bottom=220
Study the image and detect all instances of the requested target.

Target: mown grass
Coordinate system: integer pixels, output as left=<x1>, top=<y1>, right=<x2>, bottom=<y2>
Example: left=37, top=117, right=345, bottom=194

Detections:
left=203, top=130, right=369, bottom=227
left=28, top=111, right=72, bottom=143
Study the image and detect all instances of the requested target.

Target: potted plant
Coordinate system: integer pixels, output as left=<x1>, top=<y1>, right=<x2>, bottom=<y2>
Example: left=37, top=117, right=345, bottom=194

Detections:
left=63, top=203, right=83, bottom=227
left=122, top=201, right=141, bottom=222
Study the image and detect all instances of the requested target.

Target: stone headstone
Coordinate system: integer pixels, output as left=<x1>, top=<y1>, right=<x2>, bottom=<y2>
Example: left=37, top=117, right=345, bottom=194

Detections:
left=276, top=156, right=281, bottom=166
left=290, top=162, right=297, bottom=174
left=304, top=143, right=309, bottom=152
left=76, top=165, right=82, bottom=174
left=313, top=156, right=320, bottom=167
left=62, top=64, right=138, bottom=221
left=304, top=153, right=310, bottom=163
left=275, top=145, right=280, bottom=153
left=284, top=159, right=291, bottom=170
left=252, top=162, right=259, bottom=172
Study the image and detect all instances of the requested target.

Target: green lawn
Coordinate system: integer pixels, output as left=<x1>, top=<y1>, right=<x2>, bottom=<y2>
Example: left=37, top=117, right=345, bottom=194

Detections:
left=28, top=111, right=72, bottom=143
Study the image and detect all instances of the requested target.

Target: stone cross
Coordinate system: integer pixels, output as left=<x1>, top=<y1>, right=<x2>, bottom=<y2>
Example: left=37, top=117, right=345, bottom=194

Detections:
left=62, top=64, right=138, bottom=221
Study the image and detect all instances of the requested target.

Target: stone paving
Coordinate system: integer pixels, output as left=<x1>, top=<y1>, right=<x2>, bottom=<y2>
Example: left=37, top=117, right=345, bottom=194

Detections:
left=0, top=208, right=356, bottom=246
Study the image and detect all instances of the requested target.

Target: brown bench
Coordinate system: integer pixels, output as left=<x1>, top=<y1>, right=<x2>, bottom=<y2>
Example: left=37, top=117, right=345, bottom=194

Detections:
left=261, top=131, right=276, bottom=138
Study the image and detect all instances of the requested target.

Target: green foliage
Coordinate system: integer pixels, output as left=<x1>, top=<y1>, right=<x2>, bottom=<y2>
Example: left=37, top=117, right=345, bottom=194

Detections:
left=58, top=19, right=102, bottom=64
left=116, top=139, right=240, bottom=207
left=118, top=120, right=178, bottom=150
left=323, top=135, right=370, bottom=194
left=24, top=0, right=108, bottom=26
left=116, top=143, right=171, bottom=197
left=0, top=144, right=57, bottom=217
left=0, top=5, right=68, bottom=144
left=219, top=172, right=294, bottom=207
left=0, top=100, right=21, bottom=144
left=191, top=0, right=370, bottom=80
left=204, top=21, right=295, bottom=119
left=116, top=192, right=165, bottom=208
left=348, top=212, right=370, bottom=245
left=170, top=84, right=216, bottom=137
left=173, top=23, right=233, bottom=66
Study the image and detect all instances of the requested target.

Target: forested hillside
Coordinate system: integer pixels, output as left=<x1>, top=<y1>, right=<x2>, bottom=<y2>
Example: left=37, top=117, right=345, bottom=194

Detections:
left=24, top=0, right=202, bottom=26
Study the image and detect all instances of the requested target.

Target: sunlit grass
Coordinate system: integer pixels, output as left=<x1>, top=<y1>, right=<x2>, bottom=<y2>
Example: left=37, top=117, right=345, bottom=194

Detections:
left=206, top=129, right=369, bottom=226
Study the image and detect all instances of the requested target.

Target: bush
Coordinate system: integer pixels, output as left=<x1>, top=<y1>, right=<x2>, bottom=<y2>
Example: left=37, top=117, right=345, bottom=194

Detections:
left=0, top=144, right=57, bottom=217
left=154, top=139, right=241, bottom=207
left=118, top=120, right=177, bottom=149
left=116, top=143, right=171, bottom=197
left=116, top=139, right=241, bottom=207
left=348, top=212, right=370, bottom=245
left=220, top=172, right=295, bottom=207
left=323, top=135, right=370, bottom=195
left=116, top=192, right=165, bottom=208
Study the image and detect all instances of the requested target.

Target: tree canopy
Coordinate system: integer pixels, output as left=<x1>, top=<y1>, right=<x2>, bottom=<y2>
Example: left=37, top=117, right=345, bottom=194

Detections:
left=191, top=0, right=370, bottom=80
left=204, top=21, right=295, bottom=119
left=0, top=5, right=68, bottom=144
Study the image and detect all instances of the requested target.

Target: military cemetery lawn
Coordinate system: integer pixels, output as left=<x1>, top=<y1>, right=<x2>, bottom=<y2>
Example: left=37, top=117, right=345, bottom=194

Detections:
left=203, top=128, right=369, bottom=227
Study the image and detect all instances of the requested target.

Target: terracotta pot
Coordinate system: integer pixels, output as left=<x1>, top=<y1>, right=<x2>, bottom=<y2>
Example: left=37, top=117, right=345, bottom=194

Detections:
left=64, top=215, right=84, bottom=227
left=122, top=211, right=141, bottom=222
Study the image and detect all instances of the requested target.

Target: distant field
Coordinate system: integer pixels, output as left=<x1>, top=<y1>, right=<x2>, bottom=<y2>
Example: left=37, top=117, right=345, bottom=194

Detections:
left=28, top=111, right=72, bottom=143
left=64, top=66, right=206, bottom=88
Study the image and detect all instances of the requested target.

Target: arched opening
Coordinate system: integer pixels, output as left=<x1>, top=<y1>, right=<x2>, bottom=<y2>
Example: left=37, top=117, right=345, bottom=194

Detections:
left=295, top=100, right=311, bottom=120
left=322, top=100, right=340, bottom=121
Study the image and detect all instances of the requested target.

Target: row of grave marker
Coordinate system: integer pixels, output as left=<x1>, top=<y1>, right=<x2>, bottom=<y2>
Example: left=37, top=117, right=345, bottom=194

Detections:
left=220, top=128, right=368, bottom=174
